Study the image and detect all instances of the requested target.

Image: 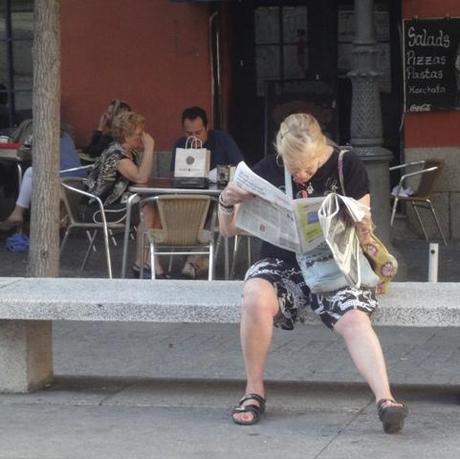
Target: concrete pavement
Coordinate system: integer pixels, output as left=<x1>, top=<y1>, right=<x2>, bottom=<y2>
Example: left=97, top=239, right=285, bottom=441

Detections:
left=0, top=379, right=458, bottom=459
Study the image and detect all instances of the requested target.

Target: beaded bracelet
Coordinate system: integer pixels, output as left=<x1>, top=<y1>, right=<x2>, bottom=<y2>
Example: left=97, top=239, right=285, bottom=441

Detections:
left=218, top=195, right=235, bottom=216
left=219, top=193, right=234, bottom=209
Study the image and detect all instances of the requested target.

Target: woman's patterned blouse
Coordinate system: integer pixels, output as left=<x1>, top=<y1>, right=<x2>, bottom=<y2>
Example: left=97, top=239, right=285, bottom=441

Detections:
left=85, top=142, right=135, bottom=206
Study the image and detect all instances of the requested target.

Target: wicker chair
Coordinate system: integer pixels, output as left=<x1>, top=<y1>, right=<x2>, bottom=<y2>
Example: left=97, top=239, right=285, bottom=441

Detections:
left=390, top=159, right=447, bottom=245
left=145, top=194, right=215, bottom=279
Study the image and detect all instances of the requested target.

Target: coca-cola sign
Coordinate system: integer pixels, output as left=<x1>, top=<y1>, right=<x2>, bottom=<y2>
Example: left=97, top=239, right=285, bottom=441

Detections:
left=403, top=18, right=460, bottom=112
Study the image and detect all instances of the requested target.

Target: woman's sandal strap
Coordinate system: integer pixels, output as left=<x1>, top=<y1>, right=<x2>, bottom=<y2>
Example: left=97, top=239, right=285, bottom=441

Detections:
left=377, top=398, right=407, bottom=415
left=232, top=393, right=266, bottom=425
left=238, top=393, right=266, bottom=411
left=132, top=263, right=151, bottom=272
left=377, top=399, right=408, bottom=434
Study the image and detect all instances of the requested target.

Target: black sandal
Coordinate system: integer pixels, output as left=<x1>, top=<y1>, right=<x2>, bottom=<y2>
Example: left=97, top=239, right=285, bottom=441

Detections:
left=132, top=263, right=152, bottom=279
left=377, top=399, right=408, bottom=434
left=232, top=393, right=266, bottom=426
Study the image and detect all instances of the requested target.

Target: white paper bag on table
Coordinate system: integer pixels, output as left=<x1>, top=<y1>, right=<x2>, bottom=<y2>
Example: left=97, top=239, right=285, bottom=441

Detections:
left=174, top=136, right=210, bottom=178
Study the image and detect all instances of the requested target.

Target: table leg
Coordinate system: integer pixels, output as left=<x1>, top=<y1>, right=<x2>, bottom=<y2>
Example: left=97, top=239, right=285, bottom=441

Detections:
left=224, top=236, right=229, bottom=280
left=121, top=193, right=138, bottom=278
left=16, top=163, right=22, bottom=189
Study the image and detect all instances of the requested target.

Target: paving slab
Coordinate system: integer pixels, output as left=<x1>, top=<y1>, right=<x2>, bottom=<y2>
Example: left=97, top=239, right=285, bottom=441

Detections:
left=0, top=379, right=127, bottom=407
left=0, top=403, right=351, bottom=459
left=0, top=381, right=458, bottom=459
left=102, top=379, right=372, bottom=413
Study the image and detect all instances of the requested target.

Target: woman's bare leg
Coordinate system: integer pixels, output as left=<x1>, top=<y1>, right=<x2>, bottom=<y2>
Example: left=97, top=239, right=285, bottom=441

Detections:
left=233, top=278, right=279, bottom=424
left=0, top=167, right=31, bottom=231
left=0, top=205, right=26, bottom=231
left=334, top=309, right=394, bottom=402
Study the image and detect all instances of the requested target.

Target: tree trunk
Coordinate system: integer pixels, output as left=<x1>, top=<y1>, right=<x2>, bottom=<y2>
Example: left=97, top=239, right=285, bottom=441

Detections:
left=28, top=0, right=61, bottom=277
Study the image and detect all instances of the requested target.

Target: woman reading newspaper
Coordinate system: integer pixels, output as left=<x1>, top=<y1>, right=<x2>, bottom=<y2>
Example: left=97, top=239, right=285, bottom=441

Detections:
left=218, top=113, right=408, bottom=433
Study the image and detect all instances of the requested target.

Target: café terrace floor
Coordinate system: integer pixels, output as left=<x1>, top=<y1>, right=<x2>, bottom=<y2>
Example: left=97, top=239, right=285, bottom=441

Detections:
left=0, top=211, right=457, bottom=283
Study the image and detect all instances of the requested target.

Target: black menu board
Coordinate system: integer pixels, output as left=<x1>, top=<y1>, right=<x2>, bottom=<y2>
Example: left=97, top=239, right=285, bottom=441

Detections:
left=403, top=18, right=460, bottom=112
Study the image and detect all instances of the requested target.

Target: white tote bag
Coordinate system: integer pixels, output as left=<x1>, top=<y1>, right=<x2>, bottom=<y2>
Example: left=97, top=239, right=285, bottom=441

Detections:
left=174, top=136, right=210, bottom=178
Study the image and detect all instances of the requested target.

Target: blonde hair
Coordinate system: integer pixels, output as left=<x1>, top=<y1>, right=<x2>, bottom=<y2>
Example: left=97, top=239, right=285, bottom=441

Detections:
left=111, top=111, right=144, bottom=142
left=275, top=113, right=326, bottom=166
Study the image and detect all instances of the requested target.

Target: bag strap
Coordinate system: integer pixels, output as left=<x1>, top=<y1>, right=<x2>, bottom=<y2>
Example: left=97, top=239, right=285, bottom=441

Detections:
left=338, top=149, right=348, bottom=196
left=284, top=164, right=294, bottom=199
left=185, top=136, right=202, bottom=149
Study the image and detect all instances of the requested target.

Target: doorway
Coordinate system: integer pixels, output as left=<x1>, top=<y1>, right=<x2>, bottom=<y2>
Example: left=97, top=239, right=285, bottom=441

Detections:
left=228, top=0, right=403, bottom=166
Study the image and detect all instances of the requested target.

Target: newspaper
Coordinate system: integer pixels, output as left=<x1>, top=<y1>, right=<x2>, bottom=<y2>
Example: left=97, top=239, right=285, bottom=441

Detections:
left=232, top=162, right=372, bottom=287
left=318, top=192, right=370, bottom=287
left=233, top=162, right=325, bottom=254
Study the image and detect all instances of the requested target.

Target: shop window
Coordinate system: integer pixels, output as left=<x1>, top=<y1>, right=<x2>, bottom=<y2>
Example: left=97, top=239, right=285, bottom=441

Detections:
left=255, top=5, right=308, bottom=96
left=0, top=0, right=33, bottom=129
left=337, top=2, right=391, bottom=93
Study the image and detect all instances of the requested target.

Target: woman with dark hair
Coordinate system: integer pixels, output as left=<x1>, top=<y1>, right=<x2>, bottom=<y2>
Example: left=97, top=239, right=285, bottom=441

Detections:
left=83, top=99, right=132, bottom=158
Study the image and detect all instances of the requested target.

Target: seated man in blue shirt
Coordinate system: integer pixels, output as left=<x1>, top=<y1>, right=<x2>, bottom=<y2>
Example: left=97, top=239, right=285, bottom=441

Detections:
left=170, top=106, right=244, bottom=173
left=171, top=106, right=244, bottom=278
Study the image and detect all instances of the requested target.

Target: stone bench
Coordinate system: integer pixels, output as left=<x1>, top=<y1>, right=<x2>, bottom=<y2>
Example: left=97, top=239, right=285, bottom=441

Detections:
left=1, top=277, right=459, bottom=393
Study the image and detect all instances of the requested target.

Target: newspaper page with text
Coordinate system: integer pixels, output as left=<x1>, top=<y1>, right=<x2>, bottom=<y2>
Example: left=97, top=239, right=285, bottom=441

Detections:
left=232, top=162, right=375, bottom=287
left=233, top=162, right=325, bottom=254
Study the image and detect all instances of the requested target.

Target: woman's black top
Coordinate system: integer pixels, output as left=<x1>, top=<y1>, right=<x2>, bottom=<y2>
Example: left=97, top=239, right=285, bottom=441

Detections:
left=251, top=147, right=370, bottom=266
left=83, top=130, right=114, bottom=158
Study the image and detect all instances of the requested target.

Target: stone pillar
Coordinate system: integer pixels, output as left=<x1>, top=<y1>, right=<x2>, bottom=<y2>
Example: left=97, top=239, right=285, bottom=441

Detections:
left=349, top=0, right=393, bottom=244
left=0, top=321, right=53, bottom=393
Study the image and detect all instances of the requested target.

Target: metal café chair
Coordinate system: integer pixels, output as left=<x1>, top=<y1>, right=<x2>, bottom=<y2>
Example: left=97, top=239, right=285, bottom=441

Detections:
left=143, top=194, right=215, bottom=280
left=59, top=169, right=128, bottom=278
left=389, top=158, right=447, bottom=245
left=230, top=232, right=253, bottom=280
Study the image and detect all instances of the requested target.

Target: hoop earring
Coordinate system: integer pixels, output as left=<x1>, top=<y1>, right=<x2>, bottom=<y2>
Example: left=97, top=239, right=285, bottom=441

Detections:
left=276, top=153, right=283, bottom=167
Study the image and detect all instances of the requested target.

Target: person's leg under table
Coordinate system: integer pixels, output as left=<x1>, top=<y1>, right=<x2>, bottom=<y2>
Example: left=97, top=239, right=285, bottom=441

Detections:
left=0, top=166, right=31, bottom=231
left=136, top=202, right=165, bottom=278
left=121, top=193, right=138, bottom=278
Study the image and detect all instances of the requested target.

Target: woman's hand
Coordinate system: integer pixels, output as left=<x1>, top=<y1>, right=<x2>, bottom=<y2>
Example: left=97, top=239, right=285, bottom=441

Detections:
left=218, top=182, right=253, bottom=238
left=142, top=132, right=155, bottom=153
left=118, top=132, right=155, bottom=184
left=220, top=181, right=253, bottom=206
left=355, top=214, right=374, bottom=246
left=97, top=109, right=111, bottom=132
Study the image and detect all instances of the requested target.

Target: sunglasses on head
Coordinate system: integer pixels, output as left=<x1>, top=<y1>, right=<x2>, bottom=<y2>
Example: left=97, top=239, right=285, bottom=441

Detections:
left=111, top=99, right=131, bottom=113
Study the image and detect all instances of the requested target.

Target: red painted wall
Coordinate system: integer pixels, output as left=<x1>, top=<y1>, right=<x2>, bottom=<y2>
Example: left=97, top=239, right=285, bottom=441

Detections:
left=60, top=0, right=212, bottom=150
left=403, top=0, right=460, bottom=147
left=220, top=3, right=234, bottom=130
